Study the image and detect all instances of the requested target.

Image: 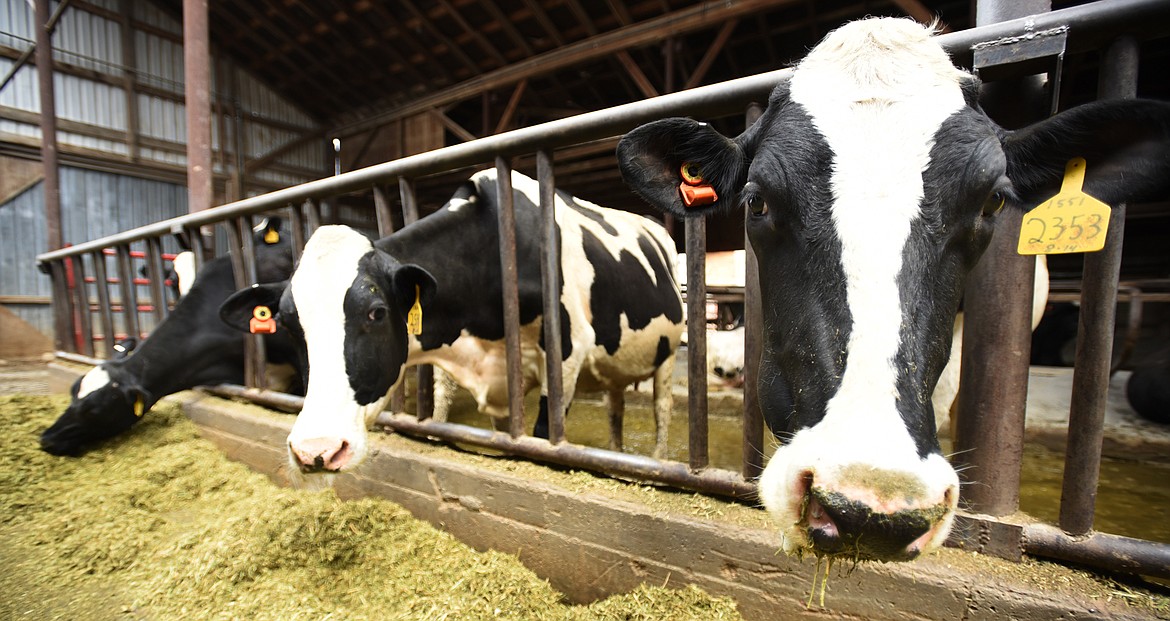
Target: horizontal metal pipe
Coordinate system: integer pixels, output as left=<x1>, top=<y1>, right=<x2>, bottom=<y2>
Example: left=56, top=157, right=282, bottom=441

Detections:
left=375, top=412, right=758, bottom=500
left=201, top=384, right=303, bottom=413
left=55, top=351, right=102, bottom=366
left=1023, top=523, right=1170, bottom=580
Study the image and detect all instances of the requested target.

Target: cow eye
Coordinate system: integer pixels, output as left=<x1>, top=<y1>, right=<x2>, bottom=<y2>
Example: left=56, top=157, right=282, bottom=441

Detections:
left=983, top=191, right=1006, bottom=216
left=368, top=306, right=387, bottom=322
left=745, top=193, right=768, bottom=216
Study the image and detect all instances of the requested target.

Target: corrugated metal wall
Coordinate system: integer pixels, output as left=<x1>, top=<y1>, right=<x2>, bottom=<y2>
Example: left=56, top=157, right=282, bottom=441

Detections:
left=1, top=1, right=325, bottom=339
left=1, top=167, right=188, bottom=336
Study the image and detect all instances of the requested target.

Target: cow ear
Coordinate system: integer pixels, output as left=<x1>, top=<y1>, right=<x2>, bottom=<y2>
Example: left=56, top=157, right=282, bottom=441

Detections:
left=219, top=282, right=287, bottom=333
left=253, top=216, right=285, bottom=245
left=617, top=117, right=747, bottom=218
left=119, top=383, right=152, bottom=417
left=392, top=264, right=437, bottom=315
left=1003, top=99, right=1170, bottom=206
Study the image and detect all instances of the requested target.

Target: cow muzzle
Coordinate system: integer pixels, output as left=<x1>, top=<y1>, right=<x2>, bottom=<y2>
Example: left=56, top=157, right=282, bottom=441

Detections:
left=289, top=437, right=353, bottom=473
left=797, top=470, right=955, bottom=561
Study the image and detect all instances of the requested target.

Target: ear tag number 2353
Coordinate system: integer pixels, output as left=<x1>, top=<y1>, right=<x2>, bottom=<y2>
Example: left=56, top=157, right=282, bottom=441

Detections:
left=1017, top=157, right=1111, bottom=256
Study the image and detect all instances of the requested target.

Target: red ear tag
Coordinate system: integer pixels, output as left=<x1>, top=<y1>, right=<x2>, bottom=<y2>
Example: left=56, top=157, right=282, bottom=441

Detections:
left=250, top=305, right=277, bottom=334
left=679, top=162, right=718, bottom=207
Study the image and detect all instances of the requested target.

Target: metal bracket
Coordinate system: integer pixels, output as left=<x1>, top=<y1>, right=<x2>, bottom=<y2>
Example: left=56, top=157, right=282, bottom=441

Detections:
left=973, top=25, right=1069, bottom=115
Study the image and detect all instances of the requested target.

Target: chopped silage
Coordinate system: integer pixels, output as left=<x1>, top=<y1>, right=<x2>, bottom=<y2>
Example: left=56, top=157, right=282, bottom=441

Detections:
left=0, top=395, right=742, bottom=620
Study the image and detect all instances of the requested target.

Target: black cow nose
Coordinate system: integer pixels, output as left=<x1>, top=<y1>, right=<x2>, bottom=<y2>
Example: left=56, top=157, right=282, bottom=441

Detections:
left=805, top=489, right=934, bottom=561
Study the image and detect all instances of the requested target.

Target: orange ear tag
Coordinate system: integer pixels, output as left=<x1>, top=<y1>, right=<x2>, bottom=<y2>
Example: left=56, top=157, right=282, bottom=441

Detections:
left=678, top=162, right=718, bottom=208
left=264, top=229, right=280, bottom=244
left=1018, top=157, right=1111, bottom=255
left=250, top=305, right=277, bottom=334
left=133, top=395, right=145, bottom=417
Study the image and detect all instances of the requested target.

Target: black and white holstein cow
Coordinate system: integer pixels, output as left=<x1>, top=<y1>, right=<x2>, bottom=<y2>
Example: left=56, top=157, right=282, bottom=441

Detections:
left=618, top=18, right=1170, bottom=562
left=219, top=170, right=684, bottom=476
left=40, top=218, right=303, bottom=456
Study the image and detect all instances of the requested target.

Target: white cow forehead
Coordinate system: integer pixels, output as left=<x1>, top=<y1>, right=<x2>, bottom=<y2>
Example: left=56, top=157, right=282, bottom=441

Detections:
left=292, top=225, right=373, bottom=328
left=790, top=17, right=967, bottom=452
left=77, top=366, right=111, bottom=399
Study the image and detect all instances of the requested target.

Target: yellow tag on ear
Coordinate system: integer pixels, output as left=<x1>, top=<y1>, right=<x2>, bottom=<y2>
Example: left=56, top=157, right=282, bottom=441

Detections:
left=264, top=229, right=280, bottom=244
left=133, top=395, right=145, bottom=417
left=406, top=285, right=423, bottom=336
left=1018, top=157, right=1111, bottom=255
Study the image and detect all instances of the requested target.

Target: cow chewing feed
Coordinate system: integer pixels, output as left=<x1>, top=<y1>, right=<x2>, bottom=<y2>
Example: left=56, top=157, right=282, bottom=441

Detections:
left=618, top=17, right=1170, bottom=562
left=40, top=218, right=304, bottom=456
left=220, top=169, right=684, bottom=478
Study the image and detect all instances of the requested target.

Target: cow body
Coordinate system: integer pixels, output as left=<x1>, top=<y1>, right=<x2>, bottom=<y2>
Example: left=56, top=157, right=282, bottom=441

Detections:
left=221, top=170, right=683, bottom=475
left=619, top=18, right=1170, bottom=561
left=41, top=220, right=302, bottom=455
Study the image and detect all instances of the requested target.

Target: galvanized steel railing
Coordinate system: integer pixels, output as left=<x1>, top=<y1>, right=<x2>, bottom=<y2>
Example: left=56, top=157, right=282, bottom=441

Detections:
left=38, top=0, right=1170, bottom=580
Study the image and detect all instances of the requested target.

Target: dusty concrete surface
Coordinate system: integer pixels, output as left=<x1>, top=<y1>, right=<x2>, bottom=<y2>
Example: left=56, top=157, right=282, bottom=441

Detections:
left=0, top=306, right=52, bottom=361
left=28, top=359, right=1170, bottom=620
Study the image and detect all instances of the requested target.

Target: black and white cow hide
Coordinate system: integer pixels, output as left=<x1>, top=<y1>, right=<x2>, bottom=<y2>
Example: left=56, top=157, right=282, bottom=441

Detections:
left=618, top=18, right=1170, bottom=562
left=219, top=170, right=684, bottom=477
left=40, top=218, right=304, bottom=456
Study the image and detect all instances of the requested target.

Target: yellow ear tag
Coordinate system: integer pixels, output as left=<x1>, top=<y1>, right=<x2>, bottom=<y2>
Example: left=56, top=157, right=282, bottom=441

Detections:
left=1018, top=157, right=1111, bottom=255
left=406, top=285, right=423, bottom=336
left=264, top=229, right=280, bottom=244
left=133, top=395, right=145, bottom=417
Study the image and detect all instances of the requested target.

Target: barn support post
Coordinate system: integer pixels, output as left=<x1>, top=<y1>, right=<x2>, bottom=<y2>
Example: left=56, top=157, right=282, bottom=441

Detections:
left=35, top=0, right=67, bottom=350
left=117, top=0, right=140, bottom=164
left=952, top=0, right=1050, bottom=518
left=686, top=216, right=709, bottom=471
left=1058, top=35, right=1139, bottom=537
left=494, top=157, right=526, bottom=438
left=183, top=0, right=213, bottom=216
left=537, top=150, right=566, bottom=444
left=741, top=102, right=765, bottom=481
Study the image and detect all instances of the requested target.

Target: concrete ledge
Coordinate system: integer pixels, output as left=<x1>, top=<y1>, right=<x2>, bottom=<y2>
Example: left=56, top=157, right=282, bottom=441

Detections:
left=182, top=395, right=1157, bottom=621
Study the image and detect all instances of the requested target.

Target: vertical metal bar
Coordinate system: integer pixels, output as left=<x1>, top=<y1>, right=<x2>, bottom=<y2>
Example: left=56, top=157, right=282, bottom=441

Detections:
left=537, top=150, right=565, bottom=444
left=114, top=245, right=141, bottom=341
left=287, top=204, right=306, bottom=261
left=69, top=256, right=93, bottom=357
left=742, top=102, right=765, bottom=480
left=224, top=219, right=255, bottom=389
left=1059, top=36, right=1138, bottom=537
left=145, top=237, right=168, bottom=324
left=686, top=217, right=709, bottom=470
left=373, top=185, right=396, bottom=237
left=495, top=158, right=526, bottom=438
left=183, top=0, right=213, bottom=216
left=239, top=215, right=269, bottom=392
left=50, top=259, right=77, bottom=353
left=187, top=226, right=206, bottom=276
left=304, top=199, right=322, bottom=236
left=90, top=251, right=117, bottom=358
left=35, top=0, right=62, bottom=251
left=398, top=176, right=420, bottom=224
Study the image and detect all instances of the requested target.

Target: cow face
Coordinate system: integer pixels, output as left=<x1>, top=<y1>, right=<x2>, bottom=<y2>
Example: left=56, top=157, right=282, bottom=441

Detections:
left=618, top=18, right=1170, bottom=561
left=40, top=366, right=150, bottom=456
left=220, top=225, right=436, bottom=477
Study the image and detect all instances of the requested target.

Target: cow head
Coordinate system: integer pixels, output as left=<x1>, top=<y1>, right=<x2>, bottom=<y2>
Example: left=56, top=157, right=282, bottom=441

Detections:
left=618, top=18, right=1170, bottom=561
left=40, top=366, right=152, bottom=456
left=220, top=225, right=436, bottom=477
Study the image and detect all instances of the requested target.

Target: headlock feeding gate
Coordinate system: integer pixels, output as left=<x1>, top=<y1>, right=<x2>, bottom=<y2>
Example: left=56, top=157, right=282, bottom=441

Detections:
left=36, top=0, right=1170, bottom=582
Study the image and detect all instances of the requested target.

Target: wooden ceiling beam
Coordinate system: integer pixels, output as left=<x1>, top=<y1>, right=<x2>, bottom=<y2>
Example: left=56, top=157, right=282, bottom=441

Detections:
left=334, top=0, right=804, bottom=137
left=477, top=0, right=536, bottom=58
left=387, top=0, right=482, bottom=75
left=494, top=79, right=528, bottom=134
left=428, top=108, right=479, bottom=142
left=518, top=0, right=566, bottom=47
left=683, top=19, right=740, bottom=90
left=364, top=3, right=460, bottom=86
left=616, top=51, right=658, bottom=98
left=432, top=0, right=509, bottom=67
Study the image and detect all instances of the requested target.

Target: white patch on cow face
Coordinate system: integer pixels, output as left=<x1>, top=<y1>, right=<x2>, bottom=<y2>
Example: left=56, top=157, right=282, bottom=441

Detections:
left=445, top=196, right=476, bottom=213
left=172, top=251, right=196, bottom=297
left=77, top=366, right=111, bottom=399
left=759, top=18, right=964, bottom=557
left=286, top=225, right=390, bottom=474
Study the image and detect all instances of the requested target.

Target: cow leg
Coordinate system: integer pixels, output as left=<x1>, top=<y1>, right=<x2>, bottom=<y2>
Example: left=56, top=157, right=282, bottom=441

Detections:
left=532, top=398, right=550, bottom=439
left=606, top=388, right=624, bottom=452
left=651, top=353, right=675, bottom=459
left=430, top=367, right=455, bottom=423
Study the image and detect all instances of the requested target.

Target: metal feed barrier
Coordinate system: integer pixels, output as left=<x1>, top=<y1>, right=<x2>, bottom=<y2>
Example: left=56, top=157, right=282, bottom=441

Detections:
left=38, top=0, right=1170, bottom=580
